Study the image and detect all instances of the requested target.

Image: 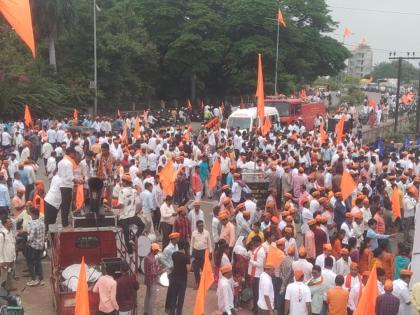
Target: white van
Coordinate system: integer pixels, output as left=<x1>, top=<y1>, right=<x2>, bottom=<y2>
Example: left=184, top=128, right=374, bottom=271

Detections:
left=226, top=106, right=279, bottom=133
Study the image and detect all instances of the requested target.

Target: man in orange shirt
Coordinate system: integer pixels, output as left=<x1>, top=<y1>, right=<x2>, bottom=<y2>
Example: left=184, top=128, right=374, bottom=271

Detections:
left=326, top=275, right=349, bottom=315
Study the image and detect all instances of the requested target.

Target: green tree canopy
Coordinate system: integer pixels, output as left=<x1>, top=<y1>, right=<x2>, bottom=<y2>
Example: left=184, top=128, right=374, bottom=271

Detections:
left=372, top=60, right=420, bottom=83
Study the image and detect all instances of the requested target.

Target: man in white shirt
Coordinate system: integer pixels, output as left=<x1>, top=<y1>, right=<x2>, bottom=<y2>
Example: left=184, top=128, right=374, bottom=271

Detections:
left=231, top=174, right=242, bottom=206
left=46, top=127, right=57, bottom=147
left=0, top=130, right=11, bottom=149
left=402, top=188, right=416, bottom=243
left=292, top=246, right=313, bottom=282
left=285, top=269, right=312, bottom=315
left=41, top=140, right=54, bottom=171
left=315, top=243, right=336, bottom=269
left=258, top=264, right=276, bottom=314
left=334, top=248, right=352, bottom=276
left=57, top=147, right=77, bottom=227
left=44, top=174, right=62, bottom=232
left=191, top=220, right=212, bottom=287
left=217, top=264, right=235, bottom=315
left=248, top=236, right=266, bottom=314
left=321, top=256, right=337, bottom=289
left=392, top=269, right=412, bottom=315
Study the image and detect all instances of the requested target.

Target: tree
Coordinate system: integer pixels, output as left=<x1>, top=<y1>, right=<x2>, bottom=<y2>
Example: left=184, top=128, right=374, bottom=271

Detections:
left=372, top=60, right=420, bottom=83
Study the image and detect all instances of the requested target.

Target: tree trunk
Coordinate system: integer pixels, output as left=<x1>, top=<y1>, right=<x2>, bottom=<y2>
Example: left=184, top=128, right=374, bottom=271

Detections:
left=190, top=72, right=196, bottom=103
left=48, top=35, right=57, bottom=72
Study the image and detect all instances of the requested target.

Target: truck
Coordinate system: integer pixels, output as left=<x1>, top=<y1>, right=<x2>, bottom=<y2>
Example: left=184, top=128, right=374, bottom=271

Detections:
left=264, top=96, right=326, bottom=130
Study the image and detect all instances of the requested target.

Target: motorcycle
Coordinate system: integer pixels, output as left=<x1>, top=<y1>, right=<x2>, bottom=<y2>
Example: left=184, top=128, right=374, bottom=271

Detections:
left=0, top=287, right=23, bottom=315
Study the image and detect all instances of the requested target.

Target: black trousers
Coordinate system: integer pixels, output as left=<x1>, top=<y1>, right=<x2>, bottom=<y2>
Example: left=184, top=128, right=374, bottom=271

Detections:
left=26, top=184, right=34, bottom=201
left=26, top=246, right=43, bottom=281
left=252, top=277, right=260, bottom=313
left=152, top=208, right=161, bottom=231
left=98, top=311, right=116, bottom=315
left=221, top=173, right=228, bottom=185
left=118, top=216, right=145, bottom=254
left=44, top=201, right=59, bottom=232
left=192, top=249, right=205, bottom=284
left=60, top=187, right=73, bottom=227
left=169, top=279, right=187, bottom=315
left=161, top=222, right=173, bottom=250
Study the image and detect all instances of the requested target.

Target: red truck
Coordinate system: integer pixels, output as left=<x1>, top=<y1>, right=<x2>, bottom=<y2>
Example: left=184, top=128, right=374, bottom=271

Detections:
left=265, top=96, right=326, bottom=130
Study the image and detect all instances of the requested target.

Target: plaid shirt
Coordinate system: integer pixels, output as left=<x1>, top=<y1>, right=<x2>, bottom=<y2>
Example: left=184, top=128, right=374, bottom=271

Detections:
left=173, top=215, right=191, bottom=241
left=375, top=292, right=400, bottom=315
left=143, top=252, right=159, bottom=286
left=27, top=218, right=45, bottom=250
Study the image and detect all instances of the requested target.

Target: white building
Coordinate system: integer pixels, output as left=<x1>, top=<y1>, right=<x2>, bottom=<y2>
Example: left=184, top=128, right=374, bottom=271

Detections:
left=347, top=43, right=373, bottom=78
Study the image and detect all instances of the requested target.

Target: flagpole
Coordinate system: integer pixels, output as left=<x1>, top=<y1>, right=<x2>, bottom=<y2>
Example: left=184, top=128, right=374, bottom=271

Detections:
left=93, top=0, right=98, bottom=117
left=274, top=19, right=280, bottom=95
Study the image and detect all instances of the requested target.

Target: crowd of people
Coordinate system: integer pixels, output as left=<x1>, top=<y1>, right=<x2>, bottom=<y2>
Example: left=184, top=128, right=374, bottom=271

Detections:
left=0, top=104, right=419, bottom=315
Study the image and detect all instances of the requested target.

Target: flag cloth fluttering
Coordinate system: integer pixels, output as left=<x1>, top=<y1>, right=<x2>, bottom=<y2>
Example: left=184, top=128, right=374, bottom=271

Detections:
left=24, top=104, right=32, bottom=127
left=209, top=158, right=222, bottom=191
left=132, top=116, right=140, bottom=139
left=368, top=100, right=377, bottom=108
left=256, top=53, right=265, bottom=130
left=0, top=0, right=35, bottom=57
left=340, top=170, right=357, bottom=201
left=75, top=184, right=84, bottom=209
left=187, top=99, right=192, bottom=111
left=391, top=186, right=401, bottom=220
left=261, top=116, right=271, bottom=136
left=335, top=115, right=345, bottom=144
left=74, top=109, right=78, bottom=121
left=193, top=250, right=214, bottom=315
left=74, top=256, right=90, bottom=315
left=354, top=267, right=378, bottom=315
left=159, top=160, right=177, bottom=196
left=266, top=246, right=285, bottom=268
left=277, top=9, right=286, bottom=27
left=320, top=123, right=327, bottom=144
left=343, top=27, right=352, bottom=38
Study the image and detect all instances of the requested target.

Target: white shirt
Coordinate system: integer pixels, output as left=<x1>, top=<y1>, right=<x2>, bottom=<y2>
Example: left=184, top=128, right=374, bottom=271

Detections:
left=231, top=182, right=242, bottom=203
left=0, top=228, right=16, bottom=263
left=117, top=187, right=138, bottom=219
left=392, top=279, right=411, bottom=315
left=315, top=254, right=336, bottom=269
left=248, top=245, right=266, bottom=278
left=41, top=142, right=54, bottom=159
left=217, top=276, right=234, bottom=314
left=1, top=132, right=11, bottom=146
left=160, top=202, right=176, bottom=225
left=257, top=272, right=275, bottom=310
left=402, top=195, right=416, bottom=218
left=321, top=269, right=337, bottom=289
left=334, top=257, right=352, bottom=276
left=57, top=158, right=74, bottom=188
left=285, top=281, right=312, bottom=315
left=44, top=175, right=62, bottom=209
left=340, top=221, right=353, bottom=245
left=46, top=156, right=57, bottom=178
left=47, top=129, right=57, bottom=143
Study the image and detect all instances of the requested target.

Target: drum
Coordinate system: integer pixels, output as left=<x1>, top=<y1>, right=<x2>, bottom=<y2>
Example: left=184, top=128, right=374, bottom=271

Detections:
left=138, top=236, right=151, bottom=257
left=159, top=272, right=169, bottom=287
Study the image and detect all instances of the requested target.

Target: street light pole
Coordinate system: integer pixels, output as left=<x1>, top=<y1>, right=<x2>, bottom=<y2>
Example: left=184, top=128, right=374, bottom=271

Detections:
left=274, top=19, right=280, bottom=95
left=417, top=62, right=420, bottom=134
left=394, top=57, right=402, bottom=133
left=93, top=0, right=98, bottom=117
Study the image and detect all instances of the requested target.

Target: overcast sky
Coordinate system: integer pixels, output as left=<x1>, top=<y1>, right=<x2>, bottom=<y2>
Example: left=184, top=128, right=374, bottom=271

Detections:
left=326, top=0, right=420, bottom=66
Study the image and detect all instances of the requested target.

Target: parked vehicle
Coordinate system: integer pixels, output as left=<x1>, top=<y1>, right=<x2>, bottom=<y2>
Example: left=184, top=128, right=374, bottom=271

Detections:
left=226, top=107, right=279, bottom=133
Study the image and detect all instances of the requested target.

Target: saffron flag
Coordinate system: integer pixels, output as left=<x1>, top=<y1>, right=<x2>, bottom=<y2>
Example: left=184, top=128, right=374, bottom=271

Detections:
left=160, top=160, right=177, bottom=196
left=24, top=104, right=32, bottom=127
left=74, top=256, right=90, bottom=315
left=368, top=100, right=377, bottom=108
left=340, top=170, right=357, bottom=201
left=320, top=123, right=327, bottom=144
left=132, top=116, right=140, bottom=139
left=75, top=184, right=84, bottom=209
left=256, top=53, right=265, bottom=130
left=74, top=109, right=78, bottom=121
left=262, top=116, right=271, bottom=136
left=335, top=115, right=345, bottom=144
left=0, top=0, right=36, bottom=57
left=193, top=250, right=214, bottom=315
left=209, top=158, right=221, bottom=191
left=277, top=9, right=286, bottom=27
left=343, top=27, right=352, bottom=38
left=391, top=186, right=401, bottom=220
left=354, top=267, right=378, bottom=315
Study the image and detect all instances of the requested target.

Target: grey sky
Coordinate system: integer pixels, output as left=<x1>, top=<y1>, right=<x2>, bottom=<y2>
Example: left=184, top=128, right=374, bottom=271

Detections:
left=326, top=0, right=420, bottom=65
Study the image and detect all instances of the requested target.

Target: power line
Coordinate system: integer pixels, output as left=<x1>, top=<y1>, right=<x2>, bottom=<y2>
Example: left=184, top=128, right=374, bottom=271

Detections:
left=328, top=5, right=420, bottom=16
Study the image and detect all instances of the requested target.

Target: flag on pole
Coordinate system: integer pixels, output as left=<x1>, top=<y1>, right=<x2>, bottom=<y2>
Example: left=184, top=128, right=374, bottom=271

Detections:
left=262, top=116, right=272, bottom=136
left=24, top=104, right=32, bottom=127
left=256, top=53, right=265, bottom=130
left=209, top=158, right=221, bottom=191
left=187, top=99, right=192, bottom=111
left=320, top=123, right=327, bottom=144
left=74, top=109, right=78, bottom=121
left=75, top=184, right=84, bottom=209
left=340, top=170, right=357, bottom=201
left=354, top=266, right=378, bottom=315
left=122, top=123, right=128, bottom=144
left=343, top=27, right=352, bottom=38
left=132, top=116, right=140, bottom=139
left=74, top=256, right=90, bottom=315
left=335, top=115, right=345, bottom=144
left=277, top=9, right=286, bottom=27
left=391, top=186, right=401, bottom=220
left=0, top=0, right=36, bottom=57
left=193, top=250, right=214, bottom=315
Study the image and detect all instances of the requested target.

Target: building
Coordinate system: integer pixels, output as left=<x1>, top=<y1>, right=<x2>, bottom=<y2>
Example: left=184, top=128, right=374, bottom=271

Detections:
left=347, top=43, right=373, bottom=78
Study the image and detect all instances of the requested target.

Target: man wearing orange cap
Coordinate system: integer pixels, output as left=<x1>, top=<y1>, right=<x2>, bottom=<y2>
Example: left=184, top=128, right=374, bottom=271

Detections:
left=291, top=167, right=306, bottom=201
left=315, top=243, right=336, bottom=269
left=187, top=201, right=204, bottom=232
left=217, top=264, right=235, bottom=315
left=219, top=210, right=236, bottom=257
left=257, top=263, right=275, bottom=314
left=335, top=248, right=352, bottom=277
left=326, top=275, right=349, bottom=315
left=393, top=269, right=413, bottom=315
left=292, top=246, right=313, bottom=282
left=162, top=232, right=179, bottom=311
left=173, top=206, right=192, bottom=244
left=284, top=269, right=312, bottom=315
left=143, top=243, right=161, bottom=315
left=375, top=279, right=400, bottom=315
left=283, top=227, right=298, bottom=260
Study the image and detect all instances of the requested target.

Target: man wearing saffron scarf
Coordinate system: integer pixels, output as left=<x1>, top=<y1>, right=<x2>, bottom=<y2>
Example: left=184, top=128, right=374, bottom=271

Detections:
left=346, top=262, right=363, bottom=314
left=95, top=143, right=114, bottom=206
left=307, top=265, right=328, bottom=315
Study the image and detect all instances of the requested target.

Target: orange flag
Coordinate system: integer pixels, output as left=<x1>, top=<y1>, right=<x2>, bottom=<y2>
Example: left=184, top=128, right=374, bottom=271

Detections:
left=75, top=256, right=90, bottom=315
left=0, top=0, right=35, bottom=57
left=402, top=94, right=409, bottom=106
left=209, top=158, right=221, bottom=191
left=74, top=109, right=78, bottom=121
left=320, top=123, right=327, bottom=144
left=354, top=267, right=378, bottom=315
left=368, top=100, right=377, bottom=108
left=24, top=104, right=32, bottom=127
left=132, top=116, right=140, bottom=139
left=277, top=9, right=286, bottom=27
left=193, top=250, right=214, bottom=315
left=75, top=184, right=84, bottom=209
left=256, top=53, right=265, bottom=130
left=391, top=186, right=401, bottom=220
left=122, top=123, right=128, bottom=144
left=343, top=27, right=352, bottom=38
left=262, top=116, right=271, bottom=136
left=335, top=115, right=345, bottom=144
left=340, top=170, right=357, bottom=201
left=160, top=160, right=177, bottom=196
